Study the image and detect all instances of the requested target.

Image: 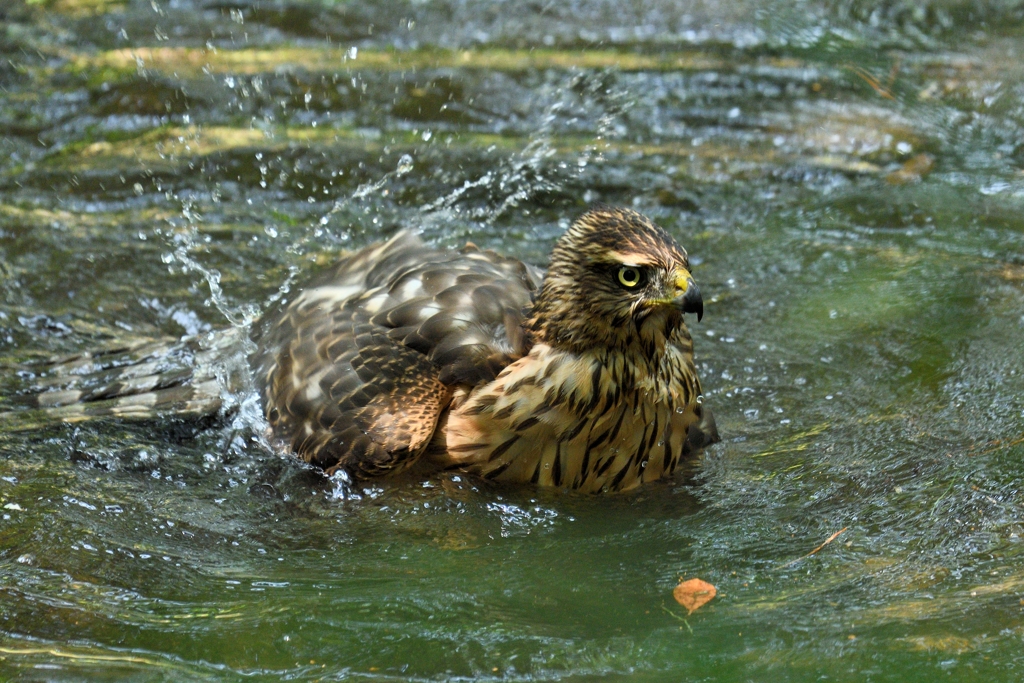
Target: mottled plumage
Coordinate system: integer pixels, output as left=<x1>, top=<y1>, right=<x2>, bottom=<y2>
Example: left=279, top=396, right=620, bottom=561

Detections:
left=254, top=206, right=719, bottom=491
left=250, top=231, right=543, bottom=478
left=12, top=207, right=719, bottom=492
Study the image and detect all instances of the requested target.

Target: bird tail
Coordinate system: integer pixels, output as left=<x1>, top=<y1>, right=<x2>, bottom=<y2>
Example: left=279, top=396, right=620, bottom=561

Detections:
left=1, top=327, right=252, bottom=430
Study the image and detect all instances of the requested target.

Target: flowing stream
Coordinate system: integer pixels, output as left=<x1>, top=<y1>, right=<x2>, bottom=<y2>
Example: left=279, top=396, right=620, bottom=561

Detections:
left=1, top=0, right=1024, bottom=680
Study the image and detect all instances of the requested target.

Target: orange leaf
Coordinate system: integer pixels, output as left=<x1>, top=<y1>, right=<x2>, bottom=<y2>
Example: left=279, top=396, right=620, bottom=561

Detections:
left=673, top=578, right=717, bottom=615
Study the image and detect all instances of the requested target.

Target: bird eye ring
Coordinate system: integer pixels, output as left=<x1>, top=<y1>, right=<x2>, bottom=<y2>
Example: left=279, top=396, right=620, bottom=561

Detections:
left=617, top=266, right=642, bottom=288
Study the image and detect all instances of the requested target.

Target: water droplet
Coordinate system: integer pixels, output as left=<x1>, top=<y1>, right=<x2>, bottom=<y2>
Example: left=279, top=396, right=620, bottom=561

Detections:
left=980, top=182, right=1010, bottom=195
left=396, top=154, right=414, bottom=175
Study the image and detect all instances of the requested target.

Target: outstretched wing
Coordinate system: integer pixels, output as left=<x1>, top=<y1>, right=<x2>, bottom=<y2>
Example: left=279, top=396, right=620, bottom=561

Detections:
left=252, top=230, right=542, bottom=476
left=2, top=328, right=249, bottom=429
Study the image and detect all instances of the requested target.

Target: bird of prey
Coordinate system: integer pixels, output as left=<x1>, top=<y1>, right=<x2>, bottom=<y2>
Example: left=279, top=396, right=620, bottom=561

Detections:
left=14, top=207, right=719, bottom=492
left=253, top=206, right=719, bottom=491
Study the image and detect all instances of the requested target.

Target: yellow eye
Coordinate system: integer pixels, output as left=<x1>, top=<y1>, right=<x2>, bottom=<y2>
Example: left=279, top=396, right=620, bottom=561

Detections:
left=617, top=266, right=642, bottom=288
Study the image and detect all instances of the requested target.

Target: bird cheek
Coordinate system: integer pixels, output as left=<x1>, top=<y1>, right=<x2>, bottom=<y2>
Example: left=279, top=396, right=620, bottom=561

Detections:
left=631, top=310, right=645, bottom=336
left=628, top=301, right=650, bottom=334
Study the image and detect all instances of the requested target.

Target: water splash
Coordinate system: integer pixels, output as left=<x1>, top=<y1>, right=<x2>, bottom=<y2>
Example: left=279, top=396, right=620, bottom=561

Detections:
left=327, top=469, right=356, bottom=501
left=147, top=68, right=631, bottom=469
left=419, top=69, right=632, bottom=230
left=160, top=193, right=272, bottom=454
left=163, top=199, right=259, bottom=329
left=319, top=153, right=416, bottom=229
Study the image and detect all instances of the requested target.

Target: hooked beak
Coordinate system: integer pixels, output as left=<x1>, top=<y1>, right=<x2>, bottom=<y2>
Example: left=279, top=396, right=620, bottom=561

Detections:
left=670, top=269, right=704, bottom=322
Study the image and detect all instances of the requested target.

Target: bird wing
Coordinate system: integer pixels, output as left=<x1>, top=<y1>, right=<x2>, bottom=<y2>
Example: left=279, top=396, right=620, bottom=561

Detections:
left=3, top=327, right=250, bottom=430
left=252, top=230, right=541, bottom=476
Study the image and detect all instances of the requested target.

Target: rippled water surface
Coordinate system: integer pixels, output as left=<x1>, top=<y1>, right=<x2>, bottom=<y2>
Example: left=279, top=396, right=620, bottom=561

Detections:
left=2, top=0, right=1024, bottom=680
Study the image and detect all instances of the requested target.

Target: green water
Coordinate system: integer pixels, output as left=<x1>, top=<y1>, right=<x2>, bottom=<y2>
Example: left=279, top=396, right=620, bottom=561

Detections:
left=2, top=0, right=1024, bottom=680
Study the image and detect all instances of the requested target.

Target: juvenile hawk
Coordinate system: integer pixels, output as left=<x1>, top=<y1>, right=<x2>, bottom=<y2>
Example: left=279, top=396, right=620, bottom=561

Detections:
left=18, top=207, right=719, bottom=492
left=253, top=206, right=719, bottom=492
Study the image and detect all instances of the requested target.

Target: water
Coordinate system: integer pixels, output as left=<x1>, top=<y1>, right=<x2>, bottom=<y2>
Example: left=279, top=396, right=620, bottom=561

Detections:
left=2, top=0, right=1024, bottom=680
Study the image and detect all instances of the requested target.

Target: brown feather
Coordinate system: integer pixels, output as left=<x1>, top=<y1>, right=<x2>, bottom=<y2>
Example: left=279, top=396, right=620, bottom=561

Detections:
left=15, top=207, right=719, bottom=492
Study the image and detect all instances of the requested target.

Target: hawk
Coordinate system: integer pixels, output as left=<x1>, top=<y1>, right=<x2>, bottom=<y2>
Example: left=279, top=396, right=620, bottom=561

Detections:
left=16, top=207, right=719, bottom=492
left=253, top=206, right=719, bottom=492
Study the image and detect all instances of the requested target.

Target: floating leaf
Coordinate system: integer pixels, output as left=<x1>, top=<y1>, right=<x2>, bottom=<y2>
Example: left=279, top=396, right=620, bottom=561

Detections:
left=673, top=578, right=717, bottom=614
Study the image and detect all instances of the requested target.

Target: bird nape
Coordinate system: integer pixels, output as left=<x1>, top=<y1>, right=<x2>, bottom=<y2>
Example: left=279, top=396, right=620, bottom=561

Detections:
left=17, top=206, right=720, bottom=492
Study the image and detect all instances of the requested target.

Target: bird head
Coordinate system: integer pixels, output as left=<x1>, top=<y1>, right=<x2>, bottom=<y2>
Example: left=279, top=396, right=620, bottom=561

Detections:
left=529, top=206, right=704, bottom=353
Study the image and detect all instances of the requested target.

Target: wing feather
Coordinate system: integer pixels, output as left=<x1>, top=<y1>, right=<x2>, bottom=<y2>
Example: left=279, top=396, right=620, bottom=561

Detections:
left=252, top=231, right=541, bottom=477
